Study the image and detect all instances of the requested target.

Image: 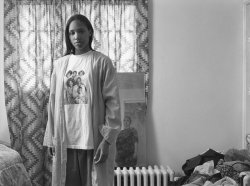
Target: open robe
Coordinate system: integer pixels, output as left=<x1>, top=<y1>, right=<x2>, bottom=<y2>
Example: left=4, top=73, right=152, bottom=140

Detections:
left=43, top=51, right=121, bottom=186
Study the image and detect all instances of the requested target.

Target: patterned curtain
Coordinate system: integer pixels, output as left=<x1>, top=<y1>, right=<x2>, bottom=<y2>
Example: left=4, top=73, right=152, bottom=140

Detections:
left=4, top=0, right=148, bottom=186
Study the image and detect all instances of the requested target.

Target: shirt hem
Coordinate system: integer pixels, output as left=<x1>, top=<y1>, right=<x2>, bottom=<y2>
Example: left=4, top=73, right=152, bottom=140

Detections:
left=66, top=145, right=94, bottom=149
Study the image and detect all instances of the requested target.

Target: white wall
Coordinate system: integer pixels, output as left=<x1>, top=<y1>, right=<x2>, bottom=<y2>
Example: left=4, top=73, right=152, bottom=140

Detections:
left=0, top=0, right=244, bottom=174
left=0, top=0, right=10, bottom=145
left=147, top=0, right=243, bottom=173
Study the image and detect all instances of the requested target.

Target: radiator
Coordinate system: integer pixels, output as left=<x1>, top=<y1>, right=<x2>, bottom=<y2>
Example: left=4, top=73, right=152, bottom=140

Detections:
left=114, top=165, right=174, bottom=186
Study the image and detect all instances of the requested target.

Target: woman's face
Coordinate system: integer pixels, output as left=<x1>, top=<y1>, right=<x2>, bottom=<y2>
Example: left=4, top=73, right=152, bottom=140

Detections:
left=69, top=81, right=73, bottom=86
left=77, top=77, right=81, bottom=83
left=69, top=20, right=91, bottom=55
left=66, top=72, right=71, bottom=78
left=123, top=116, right=131, bottom=129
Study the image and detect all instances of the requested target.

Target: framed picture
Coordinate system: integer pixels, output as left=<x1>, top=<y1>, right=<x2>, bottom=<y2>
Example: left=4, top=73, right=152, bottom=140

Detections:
left=115, top=100, right=147, bottom=167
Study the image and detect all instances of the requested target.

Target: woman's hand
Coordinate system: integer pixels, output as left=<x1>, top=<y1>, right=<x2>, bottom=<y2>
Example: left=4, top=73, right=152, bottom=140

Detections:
left=94, top=139, right=110, bottom=164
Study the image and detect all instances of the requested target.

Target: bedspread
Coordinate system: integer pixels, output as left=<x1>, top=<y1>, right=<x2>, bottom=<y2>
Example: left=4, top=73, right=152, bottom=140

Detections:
left=0, top=144, right=32, bottom=186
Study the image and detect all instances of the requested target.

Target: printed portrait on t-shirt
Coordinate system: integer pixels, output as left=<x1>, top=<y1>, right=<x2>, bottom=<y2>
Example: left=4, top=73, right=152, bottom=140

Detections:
left=64, top=69, right=89, bottom=104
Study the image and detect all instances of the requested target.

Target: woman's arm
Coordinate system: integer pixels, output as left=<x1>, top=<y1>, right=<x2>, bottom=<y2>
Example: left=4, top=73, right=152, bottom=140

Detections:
left=95, top=57, right=121, bottom=164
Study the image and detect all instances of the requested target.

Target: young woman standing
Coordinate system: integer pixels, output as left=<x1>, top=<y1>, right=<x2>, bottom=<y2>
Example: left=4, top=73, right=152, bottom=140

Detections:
left=43, top=14, right=121, bottom=186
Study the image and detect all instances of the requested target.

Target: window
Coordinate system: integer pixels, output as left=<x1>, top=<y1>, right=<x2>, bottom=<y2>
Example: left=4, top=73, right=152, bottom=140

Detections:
left=18, top=1, right=138, bottom=76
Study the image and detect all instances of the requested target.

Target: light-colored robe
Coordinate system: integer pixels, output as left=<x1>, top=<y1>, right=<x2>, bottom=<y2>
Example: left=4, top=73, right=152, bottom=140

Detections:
left=43, top=51, right=121, bottom=186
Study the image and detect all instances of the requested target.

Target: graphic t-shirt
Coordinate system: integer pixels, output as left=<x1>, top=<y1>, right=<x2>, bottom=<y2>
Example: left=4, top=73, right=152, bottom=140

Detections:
left=63, top=51, right=93, bottom=149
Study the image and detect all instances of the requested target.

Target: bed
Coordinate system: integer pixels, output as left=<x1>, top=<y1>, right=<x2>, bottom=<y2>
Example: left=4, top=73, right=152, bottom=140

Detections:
left=0, top=144, right=32, bottom=186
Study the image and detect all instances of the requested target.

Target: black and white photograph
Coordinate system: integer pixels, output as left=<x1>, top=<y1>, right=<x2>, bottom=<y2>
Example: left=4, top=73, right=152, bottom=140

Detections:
left=115, top=101, right=147, bottom=167
left=1, top=1, right=250, bottom=186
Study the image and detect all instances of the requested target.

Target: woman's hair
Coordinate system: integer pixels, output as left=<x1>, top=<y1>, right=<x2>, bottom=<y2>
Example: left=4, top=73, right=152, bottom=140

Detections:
left=66, top=70, right=72, bottom=76
left=64, top=14, right=94, bottom=55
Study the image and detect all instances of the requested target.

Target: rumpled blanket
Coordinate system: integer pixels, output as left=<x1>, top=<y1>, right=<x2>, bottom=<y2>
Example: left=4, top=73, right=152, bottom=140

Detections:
left=204, top=176, right=238, bottom=186
left=0, top=144, right=32, bottom=186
